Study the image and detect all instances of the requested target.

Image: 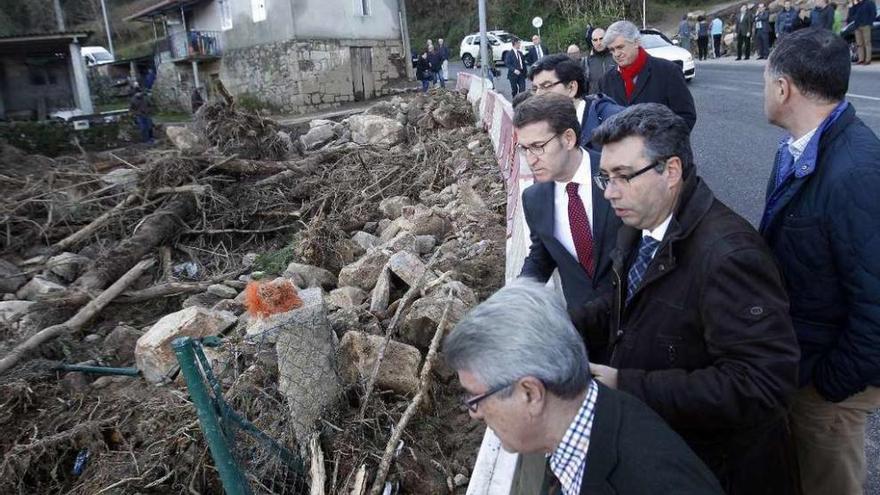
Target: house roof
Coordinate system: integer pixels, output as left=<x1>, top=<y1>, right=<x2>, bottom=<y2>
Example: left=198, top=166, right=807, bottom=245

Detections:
left=124, top=0, right=211, bottom=22
left=0, top=31, right=92, bottom=56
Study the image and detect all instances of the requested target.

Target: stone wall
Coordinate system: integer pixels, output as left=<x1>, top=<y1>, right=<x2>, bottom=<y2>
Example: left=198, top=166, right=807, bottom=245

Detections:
left=0, top=117, right=135, bottom=156
left=219, top=38, right=407, bottom=115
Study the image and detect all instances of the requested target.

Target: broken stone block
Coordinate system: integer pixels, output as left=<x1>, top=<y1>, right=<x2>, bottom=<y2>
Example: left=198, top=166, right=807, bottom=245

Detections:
left=401, top=206, right=453, bottom=239
left=0, top=300, right=35, bottom=326
left=283, top=262, right=337, bottom=290
left=337, top=331, right=422, bottom=396
left=2, top=294, right=15, bottom=301
left=15, top=277, right=66, bottom=301
left=272, top=288, right=342, bottom=452
left=425, top=280, right=477, bottom=309
left=327, top=286, right=368, bottom=308
left=182, top=292, right=224, bottom=309
left=335, top=237, right=366, bottom=266
left=458, top=180, right=488, bottom=212
left=401, top=295, right=467, bottom=349
left=83, top=334, right=101, bottom=344
left=369, top=267, right=392, bottom=313
left=136, top=307, right=236, bottom=383
left=207, top=284, right=238, bottom=299
left=379, top=196, right=413, bottom=220
left=165, top=126, right=206, bottom=153
left=352, top=231, right=379, bottom=251
left=379, top=231, right=418, bottom=254
left=212, top=298, right=245, bottom=315
left=47, top=252, right=89, bottom=282
left=337, top=249, right=392, bottom=291
left=299, top=123, right=337, bottom=151
left=0, top=259, right=26, bottom=293
left=348, top=114, right=405, bottom=148
left=415, top=235, right=436, bottom=254
left=103, top=324, right=142, bottom=366
left=467, top=140, right=481, bottom=151
left=376, top=218, right=392, bottom=235
left=387, top=251, right=430, bottom=287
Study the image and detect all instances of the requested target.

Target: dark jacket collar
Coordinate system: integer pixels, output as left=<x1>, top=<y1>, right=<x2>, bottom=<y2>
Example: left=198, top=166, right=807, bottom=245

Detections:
left=580, top=382, right=619, bottom=491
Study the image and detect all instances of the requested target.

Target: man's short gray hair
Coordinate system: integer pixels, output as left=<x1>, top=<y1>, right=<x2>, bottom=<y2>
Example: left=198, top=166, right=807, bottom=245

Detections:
left=443, top=279, right=590, bottom=399
left=604, top=20, right=642, bottom=46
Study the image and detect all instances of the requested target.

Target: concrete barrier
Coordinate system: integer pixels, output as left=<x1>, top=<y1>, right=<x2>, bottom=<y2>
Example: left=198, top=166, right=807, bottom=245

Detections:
left=456, top=72, right=535, bottom=495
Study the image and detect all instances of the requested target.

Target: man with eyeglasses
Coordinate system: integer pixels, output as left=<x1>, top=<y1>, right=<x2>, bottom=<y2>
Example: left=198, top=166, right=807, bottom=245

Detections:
left=569, top=103, right=800, bottom=495
left=444, top=279, right=723, bottom=494
left=586, top=27, right=615, bottom=95
left=529, top=54, right=623, bottom=152
left=598, top=21, right=697, bottom=131
left=515, top=94, right=621, bottom=344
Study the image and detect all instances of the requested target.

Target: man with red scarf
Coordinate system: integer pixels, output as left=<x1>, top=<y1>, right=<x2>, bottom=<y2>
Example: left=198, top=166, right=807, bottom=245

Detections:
left=598, top=20, right=697, bottom=131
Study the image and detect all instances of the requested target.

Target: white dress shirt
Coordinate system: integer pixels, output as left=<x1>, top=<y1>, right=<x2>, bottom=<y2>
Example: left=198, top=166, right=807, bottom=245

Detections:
left=642, top=213, right=673, bottom=258
left=554, top=149, right=594, bottom=260
left=575, top=99, right=586, bottom=125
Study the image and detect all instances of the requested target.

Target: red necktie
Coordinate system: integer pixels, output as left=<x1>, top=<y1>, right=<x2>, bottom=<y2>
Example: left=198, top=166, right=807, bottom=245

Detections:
left=566, top=182, right=595, bottom=277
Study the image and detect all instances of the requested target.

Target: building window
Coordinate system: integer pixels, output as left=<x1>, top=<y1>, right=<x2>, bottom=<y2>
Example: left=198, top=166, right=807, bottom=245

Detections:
left=252, top=0, right=267, bottom=22
left=220, top=0, right=233, bottom=30
left=355, top=0, right=371, bottom=16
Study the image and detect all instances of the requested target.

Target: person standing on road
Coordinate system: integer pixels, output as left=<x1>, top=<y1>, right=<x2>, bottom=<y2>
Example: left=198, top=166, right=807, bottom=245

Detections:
left=735, top=4, right=754, bottom=60
left=526, top=35, right=550, bottom=66
left=566, top=44, right=590, bottom=77
left=697, top=15, right=710, bottom=60
left=598, top=21, right=697, bottom=131
left=445, top=280, right=725, bottom=495
left=587, top=28, right=616, bottom=94
left=505, top=39, right=527, bottom=97
left=754, top=3, right=771, bottom=59
left=678, top=15, right=693, bottom=52
left=832, top=3, right=844, bottom=33
left=850, top=0, right=877, bottom=64
left=437, top=38, right=450, bottom=86
left=415, top=51, right=433, bottom=93
left=761, top=28, right=880, bottom=495
left=810, top=0, right=836, bottom=29
left=129, top=86, right=154, bottom=144
left=776, top=1, right=798, bottom=39
left=571, top=103, right=801, bottom=495
left=711, top=16, right=724, bottom=57
left=427, top=45, right=444, bottom=89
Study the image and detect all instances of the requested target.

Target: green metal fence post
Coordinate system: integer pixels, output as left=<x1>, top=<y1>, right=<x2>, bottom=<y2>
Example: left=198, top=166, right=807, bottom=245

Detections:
left=173, top=336, right=250, bottom=495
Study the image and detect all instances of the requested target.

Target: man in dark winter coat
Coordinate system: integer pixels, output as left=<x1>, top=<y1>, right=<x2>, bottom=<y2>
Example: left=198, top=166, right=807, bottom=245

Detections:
left=586, top=27, right=616, bottom=95
left=810, top=0, right=836, bottom=29
left=570, top=103, right=801, bottom=495
left=776, top=1, right=798, bottom=39
left=445, top=279, right=724, bottom=495
left=598, top=21, right=696, bottom=131
left=761, top=28, right=880, bottom=495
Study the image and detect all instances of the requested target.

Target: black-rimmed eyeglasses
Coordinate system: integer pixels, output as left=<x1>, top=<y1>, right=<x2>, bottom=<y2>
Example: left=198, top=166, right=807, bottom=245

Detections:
left=462, top=383, right=513, bottom=413
left=531, top=80, right=566, bottom=93
left=515, top=133, right=560, bottom=157
left=593, top=160, right=666, bottom=190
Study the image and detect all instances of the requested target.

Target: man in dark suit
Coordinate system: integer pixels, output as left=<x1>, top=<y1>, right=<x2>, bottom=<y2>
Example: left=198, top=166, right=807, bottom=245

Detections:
left=444, top=279, right=724, bottom=495
left=598, top=21, right=697, bottom=131
left=505, top=38, right=527, bottom=97
left=514, top=93, right=621, bottom=337
left=735, top=3, right=753, bottom=60
left=526, top=34, right=550, bottom=66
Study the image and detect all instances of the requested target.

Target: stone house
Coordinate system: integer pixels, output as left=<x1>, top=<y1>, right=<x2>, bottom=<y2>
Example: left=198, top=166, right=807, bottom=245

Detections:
left=126, top=0, right=413, bottom=114
left=0, top=31, right=94, bottom=120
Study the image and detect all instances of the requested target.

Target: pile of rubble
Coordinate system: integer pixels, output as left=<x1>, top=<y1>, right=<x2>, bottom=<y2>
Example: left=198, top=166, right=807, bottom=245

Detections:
left=0, top=89, right=504, bottom=494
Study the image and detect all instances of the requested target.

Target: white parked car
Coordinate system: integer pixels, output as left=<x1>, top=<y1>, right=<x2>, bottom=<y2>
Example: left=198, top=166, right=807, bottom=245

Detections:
left=640, top=29, right=695, bottom=81
left=459, top=30, right=534, bottom=69
left=81, top=46, right=114, bottom=67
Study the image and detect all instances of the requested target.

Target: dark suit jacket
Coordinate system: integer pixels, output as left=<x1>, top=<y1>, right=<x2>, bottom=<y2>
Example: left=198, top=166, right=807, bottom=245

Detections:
left=735, top=10, right=754, bottom=35
left=540, top=383, right=724, bottom=495
left=520, top=149, right=621, bottom=314
left=505, top=48, right=526, bottom=80
left=526, top=43, right=550, bottom=65
left=598, top=55, right=697, bottom=131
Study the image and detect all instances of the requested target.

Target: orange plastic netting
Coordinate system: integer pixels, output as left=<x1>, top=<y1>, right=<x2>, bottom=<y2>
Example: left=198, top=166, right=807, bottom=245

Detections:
left=244, top=279, right=303, bottom=318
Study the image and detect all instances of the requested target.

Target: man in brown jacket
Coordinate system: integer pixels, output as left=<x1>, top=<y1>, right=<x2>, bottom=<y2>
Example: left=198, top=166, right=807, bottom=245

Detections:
left=570, top=103, right=801, bottom=495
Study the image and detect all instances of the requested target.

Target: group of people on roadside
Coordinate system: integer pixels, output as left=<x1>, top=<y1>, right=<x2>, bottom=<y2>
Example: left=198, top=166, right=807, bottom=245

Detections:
left=679, top=0, right=875, bottom=63
left=415, top=38, right=451, bottom=92
left=445, top=20, right=880, bottom=495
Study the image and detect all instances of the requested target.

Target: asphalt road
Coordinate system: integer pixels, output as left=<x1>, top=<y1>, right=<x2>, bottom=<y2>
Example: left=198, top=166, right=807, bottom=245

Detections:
left=451, top=58, right=880, bottom=494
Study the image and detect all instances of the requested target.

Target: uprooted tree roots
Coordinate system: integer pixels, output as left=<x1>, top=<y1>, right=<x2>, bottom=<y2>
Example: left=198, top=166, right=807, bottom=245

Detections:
left=0, top=89, right=504, bottom=494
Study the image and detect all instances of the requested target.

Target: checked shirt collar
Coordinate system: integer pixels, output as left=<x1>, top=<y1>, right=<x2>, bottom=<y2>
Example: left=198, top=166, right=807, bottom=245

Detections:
left=548, top=379, right=599, bottom=495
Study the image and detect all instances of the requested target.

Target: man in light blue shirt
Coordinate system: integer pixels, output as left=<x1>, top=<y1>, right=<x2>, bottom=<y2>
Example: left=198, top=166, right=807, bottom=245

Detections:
left=710, top=17, right=723, bottom=57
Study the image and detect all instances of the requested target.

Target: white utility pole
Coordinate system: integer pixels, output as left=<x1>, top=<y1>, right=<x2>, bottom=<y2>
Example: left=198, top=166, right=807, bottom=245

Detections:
left=99, top=0, right=115, bottom=58
left=53, top=0, right=66, bottom=30
left=478, top=0, right=491, bottom=80
left=642, top=0, right=647, bottom=29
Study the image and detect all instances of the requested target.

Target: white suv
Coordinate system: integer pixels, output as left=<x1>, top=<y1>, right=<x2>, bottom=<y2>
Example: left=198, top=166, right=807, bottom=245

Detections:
left=459, top=30, right=534, bottom=68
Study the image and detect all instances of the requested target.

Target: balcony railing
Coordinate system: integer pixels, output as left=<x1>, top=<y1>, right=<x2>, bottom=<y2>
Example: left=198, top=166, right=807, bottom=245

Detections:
left=167, top=30, right=222, bottom=61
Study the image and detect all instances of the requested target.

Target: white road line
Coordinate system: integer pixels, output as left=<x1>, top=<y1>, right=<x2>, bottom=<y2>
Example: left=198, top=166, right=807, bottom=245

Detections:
left=848, top=93, right=880, bottom=102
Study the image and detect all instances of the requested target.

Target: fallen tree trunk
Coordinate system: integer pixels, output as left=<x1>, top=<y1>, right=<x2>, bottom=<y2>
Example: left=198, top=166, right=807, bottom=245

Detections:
left=0, top=259, right=155, bottom=375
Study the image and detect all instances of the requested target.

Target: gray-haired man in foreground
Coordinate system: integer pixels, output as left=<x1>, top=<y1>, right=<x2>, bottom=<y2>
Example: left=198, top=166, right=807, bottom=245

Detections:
left=443, top=279, right=722, bottom=494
